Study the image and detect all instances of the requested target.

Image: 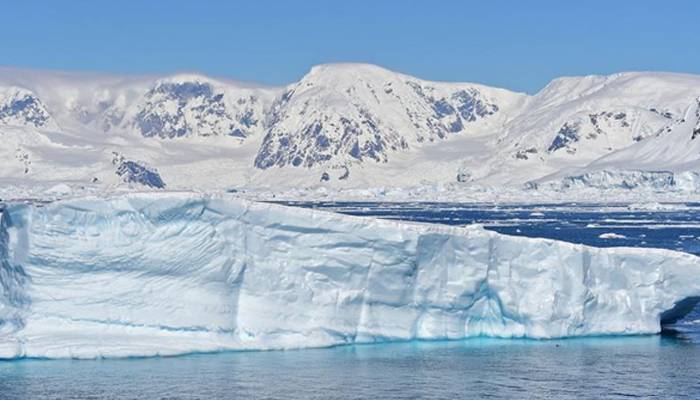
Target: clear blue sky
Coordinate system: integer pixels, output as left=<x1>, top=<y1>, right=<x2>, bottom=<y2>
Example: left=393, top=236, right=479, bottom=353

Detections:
left=2, top=0, right=699, bottom=93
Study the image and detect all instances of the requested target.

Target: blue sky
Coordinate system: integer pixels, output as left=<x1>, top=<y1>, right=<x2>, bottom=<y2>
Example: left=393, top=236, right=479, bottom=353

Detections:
left=1, top=0, right=699, bottom=93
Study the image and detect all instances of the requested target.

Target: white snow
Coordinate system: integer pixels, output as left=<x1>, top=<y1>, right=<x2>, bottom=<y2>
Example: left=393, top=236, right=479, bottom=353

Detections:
left=44, top=183, right=73, bottom=196
left=1, top=192, right=699, bottom=359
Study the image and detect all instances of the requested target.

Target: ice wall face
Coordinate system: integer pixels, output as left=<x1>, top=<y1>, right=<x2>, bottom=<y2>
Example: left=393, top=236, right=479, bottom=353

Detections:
left=1, top=193, right=700, bottom=359
left=0, top=209, right=30, bottom=339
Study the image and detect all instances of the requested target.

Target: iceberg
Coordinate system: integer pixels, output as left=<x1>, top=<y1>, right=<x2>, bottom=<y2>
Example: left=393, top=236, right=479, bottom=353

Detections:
left=1, top=193, right=700, bottom=359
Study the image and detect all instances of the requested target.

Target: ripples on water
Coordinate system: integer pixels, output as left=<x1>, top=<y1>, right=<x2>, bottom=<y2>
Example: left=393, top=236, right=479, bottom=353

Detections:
left=1, top=336, right=699, bottom=400
left=2, top=202, right=700, bottom=399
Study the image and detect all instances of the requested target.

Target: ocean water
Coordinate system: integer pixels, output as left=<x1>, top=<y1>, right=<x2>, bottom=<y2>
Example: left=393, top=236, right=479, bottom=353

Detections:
left=1, top=335, right=699, bottom=400
left=1, top=202, right=699, bottom=399
left=281, top=201, right=700, bottom=256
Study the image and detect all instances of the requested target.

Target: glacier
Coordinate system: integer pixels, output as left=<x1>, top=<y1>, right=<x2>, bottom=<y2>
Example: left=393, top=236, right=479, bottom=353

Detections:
left=1, top=193, right=700, bottom=359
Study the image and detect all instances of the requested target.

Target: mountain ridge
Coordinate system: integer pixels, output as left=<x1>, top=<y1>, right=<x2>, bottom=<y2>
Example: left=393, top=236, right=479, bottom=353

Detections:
left=1, top=63, right=699, bottom=195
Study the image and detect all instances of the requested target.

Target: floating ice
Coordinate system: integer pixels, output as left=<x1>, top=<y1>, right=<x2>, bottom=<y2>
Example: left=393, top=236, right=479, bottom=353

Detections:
left=1, top=193, right=700, bottom=359
left=598, top=233, right=627, bottom=239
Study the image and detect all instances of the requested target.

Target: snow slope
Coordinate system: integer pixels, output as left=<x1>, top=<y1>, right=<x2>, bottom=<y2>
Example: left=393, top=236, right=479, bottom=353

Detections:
left=533, top=97, right=700, bottom=191
left=588, top=98, right=700, bottom=171
left=1, top=193, right=699, bottom=359
left=489, top=72, right=700, bottom=185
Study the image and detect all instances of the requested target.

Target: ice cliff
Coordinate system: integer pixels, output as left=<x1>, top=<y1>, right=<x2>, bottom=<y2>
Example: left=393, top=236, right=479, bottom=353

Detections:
left=1, top=193, right=700, bottom=359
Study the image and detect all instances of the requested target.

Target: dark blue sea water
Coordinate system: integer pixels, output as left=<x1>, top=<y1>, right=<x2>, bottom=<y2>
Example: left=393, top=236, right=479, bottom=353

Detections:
left=2, top=202, right=700, bottom=400
left=282, top=201, right=700, bottom=256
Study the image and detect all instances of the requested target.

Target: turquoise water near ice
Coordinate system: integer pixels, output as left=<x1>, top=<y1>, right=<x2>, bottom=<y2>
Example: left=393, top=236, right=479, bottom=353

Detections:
left=1, top=203, right=699, bottom=399
left=1, top=335, right=699, bottom=399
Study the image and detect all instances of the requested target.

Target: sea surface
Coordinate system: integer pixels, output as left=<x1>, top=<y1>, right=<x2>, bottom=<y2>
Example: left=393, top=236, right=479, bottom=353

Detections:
left=2, top=202, right=700, bottom=400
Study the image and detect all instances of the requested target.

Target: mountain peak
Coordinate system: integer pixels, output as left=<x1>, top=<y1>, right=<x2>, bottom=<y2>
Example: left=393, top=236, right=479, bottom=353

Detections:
left=254, top=64, right=523, bottom=174
left=131, top=77, right=271, bottom=139
left=307, top=62, right=398, bottom=76
left=0, top=86, right=57, bottom=129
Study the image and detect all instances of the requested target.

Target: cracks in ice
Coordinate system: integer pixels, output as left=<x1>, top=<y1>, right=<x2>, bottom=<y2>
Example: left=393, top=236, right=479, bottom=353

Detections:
left=35, top=313, right=237, bottom=334
left=0, top=211, right=30, bottom=333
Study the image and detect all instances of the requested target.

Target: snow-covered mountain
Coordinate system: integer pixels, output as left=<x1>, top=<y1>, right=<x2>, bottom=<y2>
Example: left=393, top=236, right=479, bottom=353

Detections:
left=488, top=72, right=700, bottom=185
left=130, top=75, right=273, bottom=139
left=254, top=64, right=525, bottom=172
left=1, top=64, right=700, bottom=198
left=0, top=86, right=57, bottom=130
left=585, top=97, right=700, bottom=171
left=0, top=68, right=279, bottom=139
left=0, top=68, right=280, bottom=191
left=532, top=97, right=700, bottom=191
